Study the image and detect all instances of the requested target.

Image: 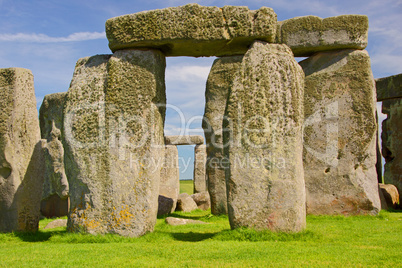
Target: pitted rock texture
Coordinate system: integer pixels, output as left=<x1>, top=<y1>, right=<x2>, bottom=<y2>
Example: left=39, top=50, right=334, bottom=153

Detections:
left=159, top=145, right=180, bottom=215
left=106, top=4, right=277, bottom=57
left=223, top=41, right=306, bottom=232
left=278, top=15, right=368, bottom=57
left=382, top=98, right=402, bottom=204
left=300, top=49, right=380, bottom=215
left=64, top=50, right=166, bottom=237
left=0, top=68, right=43, bottom=232
left=203, top=55, right=243, bottom=215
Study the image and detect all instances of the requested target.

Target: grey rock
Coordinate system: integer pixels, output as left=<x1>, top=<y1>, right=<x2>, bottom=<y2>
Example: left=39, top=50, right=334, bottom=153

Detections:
left=39, top=92, right=67, bottom=140
left=165, top=217, right=208, bottom=226
left=376, top=73, right=402, bottom=101
left=44, top=219, right=67, bottom=230
left=64, top=50, right=166, bottom=237
left=164, top=135, right=204, bottom=145
left=278, top=15, right=368, bottom=57
left=159, top=145, right=180, bottom=215
left=0, top=68, right=43, bottom=232
left=193, top=144, right=207, bottom=193
left=40, top=194, right=70, bottom=218
left=224, top=41, right=306, bottom=232
left=106, top=4, right=277, bottom=57
left=176, top=193, right=198, bottom=212
left=203, top=55, right=243, bottom=215
left=382, top=98, right=402, bottom=204
left=191, top=192, right=210, bottom=210
left=300, top=49, right=381, bottom=215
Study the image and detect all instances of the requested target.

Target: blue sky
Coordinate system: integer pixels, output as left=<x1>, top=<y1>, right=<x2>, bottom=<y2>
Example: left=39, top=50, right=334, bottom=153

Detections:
left=1, top=0, right=401, bottom=179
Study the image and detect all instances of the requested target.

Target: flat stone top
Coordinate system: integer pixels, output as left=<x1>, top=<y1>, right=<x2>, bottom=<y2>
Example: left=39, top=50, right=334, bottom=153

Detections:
left=376, top=73, right=402, bottom=101
left=106, top=4, right=277, bottom=57
left=165, top=135, right=204, bottom=145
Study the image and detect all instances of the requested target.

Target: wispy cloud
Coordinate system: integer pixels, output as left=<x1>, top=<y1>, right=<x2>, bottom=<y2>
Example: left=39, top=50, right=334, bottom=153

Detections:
left=0, top=31, right=106, bottom=43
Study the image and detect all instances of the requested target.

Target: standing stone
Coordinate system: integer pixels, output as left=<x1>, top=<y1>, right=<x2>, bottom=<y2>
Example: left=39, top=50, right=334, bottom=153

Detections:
left=64, top=50, right=166, bottom=237
left=382, top=98, right=402, bottom=204
left=0, top=68, right=43, bottom=232
left=39, top=93, right=70, bottom=218
left=193, top=144, right=207, bottom=193
left=300, top=49, right=381, bottom=215
left=159, top=145, right=180, bottom=215
left=203, top=55, right=243, bottom=215
left=223, top=42, right=306, bottom=232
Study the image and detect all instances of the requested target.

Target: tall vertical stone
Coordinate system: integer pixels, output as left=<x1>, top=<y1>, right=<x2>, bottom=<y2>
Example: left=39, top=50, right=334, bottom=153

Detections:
left=64, top=50, right=166, bottom=237
left=382, top=98, right=402, bottom=204
left=300, top=49, right=381, bottom=215
left=224, top=42, right=306, bottom=232
left=39, top=93, right=70, bottom=218
left=193, top=144, right=207, bottom=193
left=203, top=55, right=243, bottom=215
left=159, top=145, right=180, bottom=215
left=0, top=68, right=43, bottom=232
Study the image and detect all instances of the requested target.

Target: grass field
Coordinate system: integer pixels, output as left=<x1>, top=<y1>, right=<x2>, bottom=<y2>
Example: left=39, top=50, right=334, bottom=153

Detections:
left=180, top=179, right=194, bottom=195
left=0, top=209, right=401, bottom=267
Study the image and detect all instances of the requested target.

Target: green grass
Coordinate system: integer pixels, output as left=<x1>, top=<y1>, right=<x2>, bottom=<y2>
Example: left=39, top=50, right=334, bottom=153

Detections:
left=0, top=210, right=401, bottom=267
left=180, top=179, right=194, bottom=195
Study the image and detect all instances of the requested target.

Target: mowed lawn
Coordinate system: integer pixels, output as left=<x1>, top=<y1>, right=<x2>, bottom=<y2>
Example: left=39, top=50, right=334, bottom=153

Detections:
left=0, top=181, right=400, bottom=267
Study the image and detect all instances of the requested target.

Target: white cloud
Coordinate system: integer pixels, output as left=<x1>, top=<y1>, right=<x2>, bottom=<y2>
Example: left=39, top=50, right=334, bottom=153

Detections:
left=0, top=31, right=106, bottom=43
left=165, top=65, right=211, bottom=83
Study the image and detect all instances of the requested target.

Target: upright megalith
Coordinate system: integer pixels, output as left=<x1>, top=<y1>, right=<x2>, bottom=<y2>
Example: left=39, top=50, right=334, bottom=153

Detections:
left=300, top=49, right=380, bottom=215
left=193, top=144, right=207, bottom=193
left=159, top=145, right=180, bottom=215
left=64, top=50, right=166, bottom=237
left=106, top=4, right=277, bottom=57
left=278, top=15, right=368, bottom=57
left=39, top=93, right=69, bottom=218
left=223, top=41, right=306, bottom=232
left=203, top=55, right=243, bottom=215
left=0, top=68, right=43, bottom=232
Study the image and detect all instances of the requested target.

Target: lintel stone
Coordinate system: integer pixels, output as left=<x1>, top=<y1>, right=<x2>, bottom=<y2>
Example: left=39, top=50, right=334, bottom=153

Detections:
left=278, top=15, right=368, bottom=57
left=106, top=4, right=277, bottom=57
left=165, top=135, right=204, bottom=145
left=376, top=73, right=402, bottom=101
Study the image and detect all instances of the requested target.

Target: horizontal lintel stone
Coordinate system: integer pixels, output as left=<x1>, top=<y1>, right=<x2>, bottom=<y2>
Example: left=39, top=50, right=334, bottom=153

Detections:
left=376, top=73, right=402, bottom=101
left=278, top=14, right=368, bottom=57
left=106, top=4, right=277, bottom=57
left=165, top=135, right=204, bottom=145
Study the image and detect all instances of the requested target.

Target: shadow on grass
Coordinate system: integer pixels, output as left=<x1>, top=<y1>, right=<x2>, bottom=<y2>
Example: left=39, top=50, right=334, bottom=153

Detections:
left=14, top=230, right=66, bottom=242
left=170, top=232, right=217, bottom=242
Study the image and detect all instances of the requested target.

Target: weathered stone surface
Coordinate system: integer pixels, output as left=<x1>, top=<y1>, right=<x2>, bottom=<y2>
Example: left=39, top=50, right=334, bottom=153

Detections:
left=39, top=92, right=67, bottom=140
left=40, top=194, right=70, bottom=218
left=165, top=217, right=208, bottom=226
left=164, top=135, right=204, bottom=145
left=203, top=55, right=243, bottom=215
left=223, top=42, right=306, bottom=232
left=300, top=49, right=381, bottom=215
left=379, top=183, right=400, bottom=209
left=278, top=15, right=368, bottom=57
left=193, top=144, right=207, bottom=193
left=376, top=73, right=402, bottom=101
left=159, top=145, right=179, bottom=215
left=64, top=50, right=166, bottom=237
left=106, top=4, right=277, bottom=57
left=191, top=192, right=210, bottom=210
left=44, top=219, right=67, bottom=230
left=0, top=68, right=43, bottom=232
left=382, top=98, right=402, bottom=204
left=176, top=193, right=198, bottom=212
